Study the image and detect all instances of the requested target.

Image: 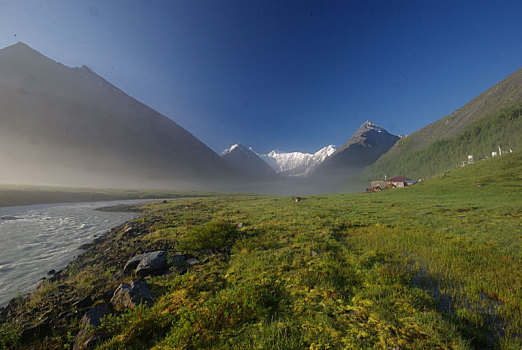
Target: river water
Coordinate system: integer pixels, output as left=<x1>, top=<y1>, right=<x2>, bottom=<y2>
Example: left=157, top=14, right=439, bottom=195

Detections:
left=0, top=199, right=157, bottom=306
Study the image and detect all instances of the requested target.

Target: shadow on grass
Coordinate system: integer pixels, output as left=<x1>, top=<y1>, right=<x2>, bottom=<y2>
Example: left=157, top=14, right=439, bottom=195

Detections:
left=410, top=266, right=509, bottom=349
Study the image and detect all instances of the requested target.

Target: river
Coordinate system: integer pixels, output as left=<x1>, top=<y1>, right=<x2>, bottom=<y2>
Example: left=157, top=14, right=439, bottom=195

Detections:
left=0, top=199, right=158, bottom=306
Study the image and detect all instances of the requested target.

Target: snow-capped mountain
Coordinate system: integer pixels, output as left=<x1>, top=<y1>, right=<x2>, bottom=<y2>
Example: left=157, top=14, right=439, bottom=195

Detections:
left=221, top=144, right=277, bottom=181
left=256, top=145, right=336, bottom=176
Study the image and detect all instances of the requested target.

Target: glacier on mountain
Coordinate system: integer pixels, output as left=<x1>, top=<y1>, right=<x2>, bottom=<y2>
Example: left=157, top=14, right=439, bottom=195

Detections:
left=221, top=144, right=336, bottom=177
left=256, top=145, right=336, bottom=176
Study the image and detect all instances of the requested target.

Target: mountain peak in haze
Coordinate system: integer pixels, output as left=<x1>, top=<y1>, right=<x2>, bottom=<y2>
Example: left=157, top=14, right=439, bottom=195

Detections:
left=5, top=41, right=33, bottom=51
left=0, top=42, right=238, bottom=188
left=221, top=144, right=277, bottom=181
left=1, top=41, right=50, bottom=60
left=312, top=121, right=400, bottom=179
left=221, top=144, right=249, bottom=156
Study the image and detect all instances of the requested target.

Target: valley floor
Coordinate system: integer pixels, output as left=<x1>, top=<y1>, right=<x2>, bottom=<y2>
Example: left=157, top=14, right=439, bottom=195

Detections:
left=0, top=153, right=520, bottom=349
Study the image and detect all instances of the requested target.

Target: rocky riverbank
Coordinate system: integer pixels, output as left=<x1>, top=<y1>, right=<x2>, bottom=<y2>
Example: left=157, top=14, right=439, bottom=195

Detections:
left=0, top=200, right=209, bottom=349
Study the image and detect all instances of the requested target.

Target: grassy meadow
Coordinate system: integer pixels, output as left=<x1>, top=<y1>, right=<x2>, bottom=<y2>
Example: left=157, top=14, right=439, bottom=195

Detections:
left=1, top=152, right=520, bottom=349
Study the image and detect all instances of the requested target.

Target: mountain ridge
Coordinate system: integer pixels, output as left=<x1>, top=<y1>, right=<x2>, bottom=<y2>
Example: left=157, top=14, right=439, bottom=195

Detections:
left=221, top=144, right=278, bottom=181
left=312, top=121, right=400, bottom=180
left=0, top=42, right=238, bottom=189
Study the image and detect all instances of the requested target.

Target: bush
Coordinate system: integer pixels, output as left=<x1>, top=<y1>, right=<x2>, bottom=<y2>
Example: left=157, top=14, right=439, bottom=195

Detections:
left=180, top=221, right=239, bottom=253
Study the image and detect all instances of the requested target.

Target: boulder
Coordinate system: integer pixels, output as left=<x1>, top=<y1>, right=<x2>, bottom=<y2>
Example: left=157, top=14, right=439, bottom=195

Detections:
left=110, top=280, right=153, bottom=310
left=123, top=254, right=144, bottom=274
left=135, top=251, right=168, bottom=277
left=123, top=251, right=168, bottom=277
left=73, top=304, right=111, bottom=350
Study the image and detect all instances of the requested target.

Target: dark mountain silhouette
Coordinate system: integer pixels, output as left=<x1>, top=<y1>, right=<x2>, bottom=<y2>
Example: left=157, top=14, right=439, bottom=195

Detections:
left=0, top=42, right=238, bottom=189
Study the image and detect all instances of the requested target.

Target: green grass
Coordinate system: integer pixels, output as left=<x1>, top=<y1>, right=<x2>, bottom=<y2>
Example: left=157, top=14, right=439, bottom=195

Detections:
left=1, top=152, right=520, bottom=349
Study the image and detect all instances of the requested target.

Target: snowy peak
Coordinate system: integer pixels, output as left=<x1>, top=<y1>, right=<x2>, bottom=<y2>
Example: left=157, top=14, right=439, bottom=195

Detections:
left=221, top=143, right=244, bottom=155
left=256, top=145, right=337, bottom=176
left=355, top=120, right=388, bottom=136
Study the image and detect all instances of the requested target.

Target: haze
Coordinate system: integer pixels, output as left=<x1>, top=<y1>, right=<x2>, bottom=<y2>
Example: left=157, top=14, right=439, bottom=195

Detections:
left=0, top=1, right=520, bottom=194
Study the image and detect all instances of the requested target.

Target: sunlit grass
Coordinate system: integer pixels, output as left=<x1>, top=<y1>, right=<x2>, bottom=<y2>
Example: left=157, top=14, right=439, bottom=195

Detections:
left=1, top=152, right=520, bottom=349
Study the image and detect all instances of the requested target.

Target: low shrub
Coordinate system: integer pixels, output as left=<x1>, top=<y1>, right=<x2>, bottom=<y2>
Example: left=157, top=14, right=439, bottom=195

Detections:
left=179, top=221, right=239, bottom=253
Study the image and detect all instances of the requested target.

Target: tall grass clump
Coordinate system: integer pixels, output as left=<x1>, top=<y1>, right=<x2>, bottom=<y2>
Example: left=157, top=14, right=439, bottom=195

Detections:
left=179, top=220, right=239, bottom=253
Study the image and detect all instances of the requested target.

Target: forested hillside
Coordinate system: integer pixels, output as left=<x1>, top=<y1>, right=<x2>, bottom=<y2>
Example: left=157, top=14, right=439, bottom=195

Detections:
left=364, top=68, right=522, bottom=180
left=363, top=105, right=521, bottom=179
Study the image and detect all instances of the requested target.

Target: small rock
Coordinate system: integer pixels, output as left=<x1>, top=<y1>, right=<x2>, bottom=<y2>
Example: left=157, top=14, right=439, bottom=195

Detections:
left=110, top=280, right=153, bottom=310
left=135, top=251, right=168, bottom=277
left=121, top=226, right=135, bottom=236
left=93, top=237, right=105, bottom=244
left=77, top=243, right=93, bottom=250
left=123, top=254, right=144, bottom=274
left=186, top=258, right=200, bottom=267
left=73, top=304, right=111, bottom=350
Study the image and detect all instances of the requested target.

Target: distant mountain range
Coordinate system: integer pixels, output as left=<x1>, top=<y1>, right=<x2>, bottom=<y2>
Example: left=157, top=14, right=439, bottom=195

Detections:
left=223, top=121, right=401, bottom=179
left=0, top=42, right=238, bottom=189
left=256, top=145, right=336, bottom=176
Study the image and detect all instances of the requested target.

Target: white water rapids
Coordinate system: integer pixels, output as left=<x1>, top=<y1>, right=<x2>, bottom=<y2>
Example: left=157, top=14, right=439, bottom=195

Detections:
left=0, top=199, right=157, bottom=306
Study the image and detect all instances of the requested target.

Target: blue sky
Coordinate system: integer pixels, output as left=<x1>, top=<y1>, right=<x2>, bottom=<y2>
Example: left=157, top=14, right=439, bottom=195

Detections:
left=0, top=0, right=521, bottom=153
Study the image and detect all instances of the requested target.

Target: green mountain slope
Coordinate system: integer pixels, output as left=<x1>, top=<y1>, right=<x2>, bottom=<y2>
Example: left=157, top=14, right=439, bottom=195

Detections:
left=364, top=104, right=521, bottom=179
left=364, top=68, right=522, bottom=180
